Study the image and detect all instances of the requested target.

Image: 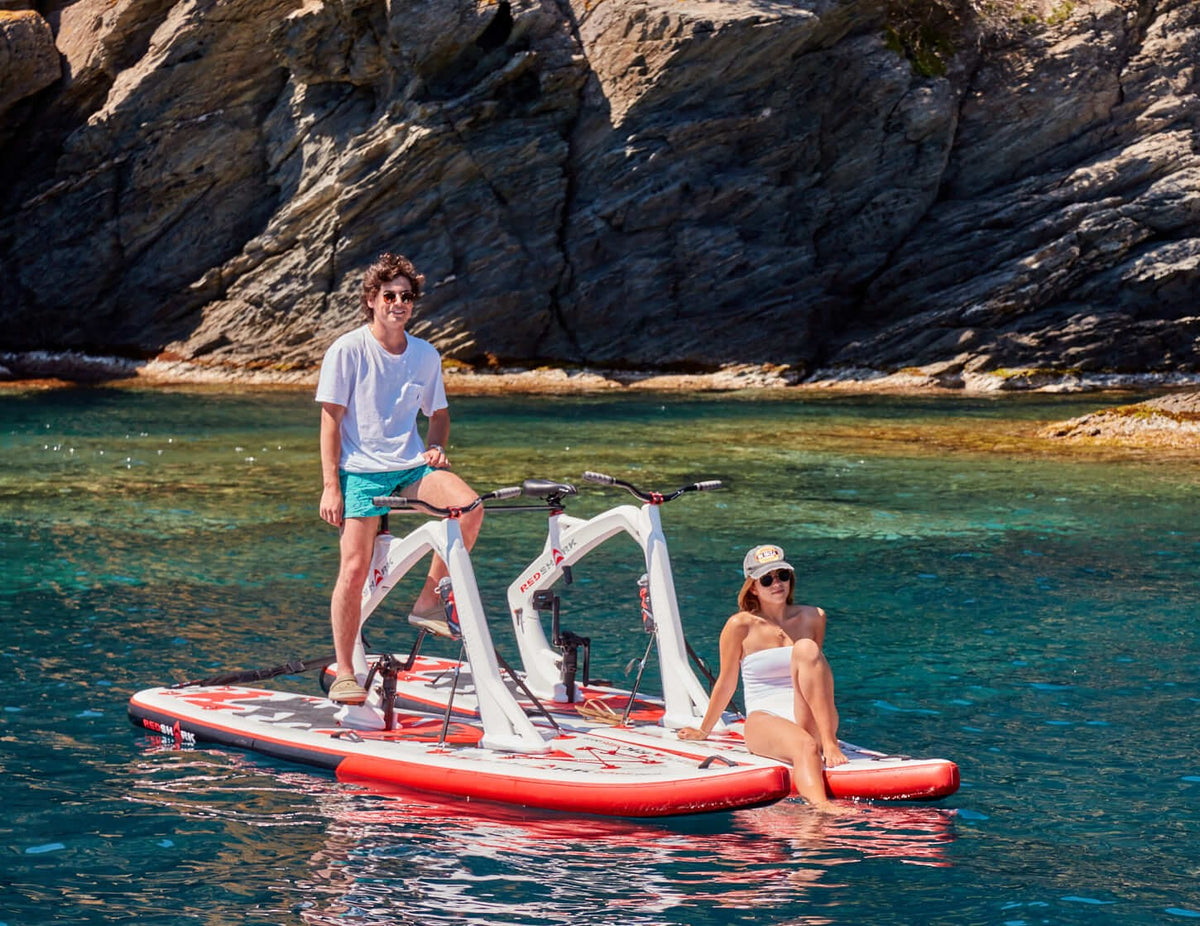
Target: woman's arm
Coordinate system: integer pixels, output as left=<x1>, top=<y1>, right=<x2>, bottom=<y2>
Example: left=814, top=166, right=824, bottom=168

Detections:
left=789, top=604, right=829, bottom=648
left=677, top=615, right=749, bottom=739
left=809, top=606, right=828, bottom=648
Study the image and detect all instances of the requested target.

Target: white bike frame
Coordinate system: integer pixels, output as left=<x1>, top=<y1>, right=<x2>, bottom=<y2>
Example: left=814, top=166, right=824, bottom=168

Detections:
left=348, top=514, right=549, bottom=754
left=506, top=502, right=712, bottom=730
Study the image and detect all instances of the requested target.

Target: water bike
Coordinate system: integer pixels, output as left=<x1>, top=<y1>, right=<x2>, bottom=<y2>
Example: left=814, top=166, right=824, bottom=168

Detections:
left=127, top=482, right=791, bottom=818
left=325, top=471, right=961, bottom=803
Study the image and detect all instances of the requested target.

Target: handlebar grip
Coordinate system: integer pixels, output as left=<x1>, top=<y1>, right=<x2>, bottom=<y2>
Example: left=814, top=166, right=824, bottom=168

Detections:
left=487, top=486, right=524, bottom=501
left=691, top=480, right=724, bottom=492
left=582, top=471, right=616, bottom=485
left=371, top=496, right=411, bottom=508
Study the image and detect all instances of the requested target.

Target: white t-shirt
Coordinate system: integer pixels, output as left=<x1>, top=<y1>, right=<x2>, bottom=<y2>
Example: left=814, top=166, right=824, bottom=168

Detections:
left=315, top=325, right=448, bottom=473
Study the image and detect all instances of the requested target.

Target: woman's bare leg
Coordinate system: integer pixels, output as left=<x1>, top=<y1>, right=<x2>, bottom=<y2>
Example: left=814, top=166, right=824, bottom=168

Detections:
left=744, top=711, right=833, bottom=809
left=791, top=639, right=848, bottom=766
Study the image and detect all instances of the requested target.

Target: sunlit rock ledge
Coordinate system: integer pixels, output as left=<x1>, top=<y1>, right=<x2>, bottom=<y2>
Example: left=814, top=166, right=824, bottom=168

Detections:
left=5, top=350, right=1200, bottom=398
left=1037, top=392, right=1200, bottom=448
left=7, top=350, right=1200, bottom=449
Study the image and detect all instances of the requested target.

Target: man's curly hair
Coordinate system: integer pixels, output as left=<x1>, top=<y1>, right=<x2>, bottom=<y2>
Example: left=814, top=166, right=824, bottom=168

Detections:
left=361, top=253, right=425, bottom=321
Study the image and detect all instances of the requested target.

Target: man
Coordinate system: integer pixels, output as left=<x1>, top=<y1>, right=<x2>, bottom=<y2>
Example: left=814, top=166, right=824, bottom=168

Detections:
left=316, top=252, right=483, bottom=704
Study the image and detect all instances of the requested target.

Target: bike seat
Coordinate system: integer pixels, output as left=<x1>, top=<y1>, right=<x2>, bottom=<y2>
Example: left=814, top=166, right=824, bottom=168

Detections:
left=522, top=479, right=577, bottom=497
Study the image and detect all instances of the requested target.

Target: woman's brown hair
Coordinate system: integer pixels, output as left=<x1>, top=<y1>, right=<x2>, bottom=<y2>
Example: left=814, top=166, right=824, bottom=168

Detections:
left=737, top=574, right=795, bottom=613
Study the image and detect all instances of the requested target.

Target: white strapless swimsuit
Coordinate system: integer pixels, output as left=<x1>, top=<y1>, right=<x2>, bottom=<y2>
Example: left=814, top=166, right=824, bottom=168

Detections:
left=741, top=646, right=795, bottom=722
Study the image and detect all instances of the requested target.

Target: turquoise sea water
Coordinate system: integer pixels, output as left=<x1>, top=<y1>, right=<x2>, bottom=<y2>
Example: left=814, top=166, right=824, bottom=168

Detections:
left=2, top=386, right=1198, bottom=925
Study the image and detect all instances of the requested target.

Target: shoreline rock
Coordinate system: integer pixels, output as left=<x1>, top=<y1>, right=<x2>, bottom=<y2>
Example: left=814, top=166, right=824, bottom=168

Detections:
left=6, top=349, right=1199, bottom=452
left=1037, top=392, right=1200, bottom=449
left=4, top=349, right=1200, bottom=398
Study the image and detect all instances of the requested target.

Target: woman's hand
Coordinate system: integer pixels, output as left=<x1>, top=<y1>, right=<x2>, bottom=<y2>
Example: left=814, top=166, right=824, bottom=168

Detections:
left=676, top=726, right=709, bottom=741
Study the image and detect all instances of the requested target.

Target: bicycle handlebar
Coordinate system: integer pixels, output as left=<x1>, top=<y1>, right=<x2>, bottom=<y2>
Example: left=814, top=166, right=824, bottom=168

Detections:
left=582, top=471, right=724, bottom=504
left=371, top=473, right=721, bottom=516
left=371, top=480, right=578, bottom=517
left=370, top=494, right=492, bottom=518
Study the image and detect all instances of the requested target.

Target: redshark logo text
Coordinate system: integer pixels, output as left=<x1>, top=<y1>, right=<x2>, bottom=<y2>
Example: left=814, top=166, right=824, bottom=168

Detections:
left=518, top=539, right=578, bottom=592
left=364, top=563, right=388, bottom=597
left=140, top=717, right=196, bottom=745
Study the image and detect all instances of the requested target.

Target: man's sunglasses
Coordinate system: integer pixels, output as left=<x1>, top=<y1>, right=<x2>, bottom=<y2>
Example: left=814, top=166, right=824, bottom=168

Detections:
left=381, top=290, right=416, bottom=305
left=758, top=569, right=793, bottom=587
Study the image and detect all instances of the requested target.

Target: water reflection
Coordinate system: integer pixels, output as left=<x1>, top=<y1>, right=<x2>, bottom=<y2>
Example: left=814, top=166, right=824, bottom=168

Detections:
left=128, top=743, right=955, bottom=924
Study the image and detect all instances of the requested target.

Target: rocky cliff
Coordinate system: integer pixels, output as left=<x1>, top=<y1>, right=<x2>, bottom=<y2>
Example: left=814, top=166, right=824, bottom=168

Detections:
left=1, top=0, right=1197, bottom=384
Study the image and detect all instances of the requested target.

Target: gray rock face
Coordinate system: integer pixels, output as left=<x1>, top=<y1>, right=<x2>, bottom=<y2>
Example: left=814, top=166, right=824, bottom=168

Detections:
left=0, top=0, right=1196, bottom=380
left=0, top=9, right=61, bottom=120
left=841, top=0, right=1200, bottom=380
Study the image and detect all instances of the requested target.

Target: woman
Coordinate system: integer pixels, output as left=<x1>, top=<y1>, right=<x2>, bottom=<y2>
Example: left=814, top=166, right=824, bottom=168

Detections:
left=678, top=544, right=847, bottom=808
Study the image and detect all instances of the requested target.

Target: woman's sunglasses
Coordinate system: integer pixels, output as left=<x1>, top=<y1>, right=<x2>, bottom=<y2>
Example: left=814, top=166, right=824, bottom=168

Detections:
left=381, top=290, right=415, bottom=305
left=758, top=569, right=793, bottom=587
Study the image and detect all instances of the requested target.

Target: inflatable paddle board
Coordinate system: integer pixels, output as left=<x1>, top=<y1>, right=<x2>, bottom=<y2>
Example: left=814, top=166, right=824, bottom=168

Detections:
left=329, top=653, right=960, bottom=802
left=128, top=684, right=791, bottom=817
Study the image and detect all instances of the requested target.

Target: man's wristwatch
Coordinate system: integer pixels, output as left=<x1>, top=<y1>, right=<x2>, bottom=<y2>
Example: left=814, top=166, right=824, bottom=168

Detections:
left=428, top=443, right=444, bottom=453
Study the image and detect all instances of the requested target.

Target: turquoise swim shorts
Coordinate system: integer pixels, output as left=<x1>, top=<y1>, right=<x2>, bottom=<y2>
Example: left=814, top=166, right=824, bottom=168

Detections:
left=340, top=466, right=437, bottom=518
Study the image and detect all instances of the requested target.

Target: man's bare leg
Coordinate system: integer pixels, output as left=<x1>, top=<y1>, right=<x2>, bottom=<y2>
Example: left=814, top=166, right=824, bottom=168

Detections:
left=403, top=470, right=483, bottom=614
left=328, top=515, right=379, bottom=701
